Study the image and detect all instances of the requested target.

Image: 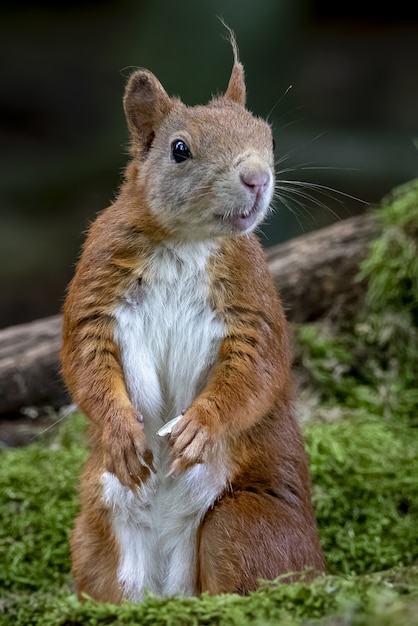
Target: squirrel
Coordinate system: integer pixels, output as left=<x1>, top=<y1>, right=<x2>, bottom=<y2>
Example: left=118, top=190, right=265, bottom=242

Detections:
left=60, top=32, right=325, bottom=603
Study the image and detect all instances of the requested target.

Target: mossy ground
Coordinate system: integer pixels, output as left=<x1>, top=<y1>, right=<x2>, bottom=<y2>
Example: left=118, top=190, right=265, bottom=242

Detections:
left=1, top=179, right=417, bottom=625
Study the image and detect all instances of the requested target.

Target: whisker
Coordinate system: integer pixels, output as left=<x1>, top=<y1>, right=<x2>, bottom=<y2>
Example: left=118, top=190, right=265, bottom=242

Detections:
left=278, top=181, right=346, bottom=209
left=278, top=179, right=368, bottom=206
left=271, top=192, right=307, bottom=232
left=276, top=184, right=342, bottom=221
left=275, top=161, right=317, bottom=175
left=299, top=165, right=361, bottom=173
left=275, top=164, right=360, bottom=176
left=29, top=410, right=70, bottom=442
left=273, top=188, right=318, bottom=219
left=277, top=117, right=306, bottom=132
left=274, top=132, right=327, bottom=167
left=266, top=84, right=293, bottom=122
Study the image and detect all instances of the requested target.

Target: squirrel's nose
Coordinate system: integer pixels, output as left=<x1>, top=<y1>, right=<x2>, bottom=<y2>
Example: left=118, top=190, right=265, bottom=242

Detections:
left=240, top=170, right=270, bottom=196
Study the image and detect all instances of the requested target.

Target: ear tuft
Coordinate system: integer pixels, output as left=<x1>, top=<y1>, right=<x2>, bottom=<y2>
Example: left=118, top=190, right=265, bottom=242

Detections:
left=123, top=70, right=173, bottom=151
left=221, top=22, right=246, bottom=106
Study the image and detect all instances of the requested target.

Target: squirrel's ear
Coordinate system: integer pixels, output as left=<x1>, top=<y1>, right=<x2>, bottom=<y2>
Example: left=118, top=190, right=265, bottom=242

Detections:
left=123, top=70, right=173, bottom=151
left=223, top=28, right=246, bottom=106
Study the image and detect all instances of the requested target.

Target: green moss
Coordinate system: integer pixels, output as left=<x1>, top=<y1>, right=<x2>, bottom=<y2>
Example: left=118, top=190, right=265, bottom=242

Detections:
left=296, top=178, right=418, bottom=422
left=0, top=413, right=87, bottom=593
left=307, top=416, right=418, bottom=575
left=1, top=179, right=418, bottom=624
left=359, top=178, right=418, bottom=317
left=2, top=409, right=417, bottom=598
left=2, top=568, right=418, bottom=626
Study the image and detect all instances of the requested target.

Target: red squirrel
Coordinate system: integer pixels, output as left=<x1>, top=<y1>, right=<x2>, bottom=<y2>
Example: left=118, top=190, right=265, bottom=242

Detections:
left=61, top=34, right=325, bottom=603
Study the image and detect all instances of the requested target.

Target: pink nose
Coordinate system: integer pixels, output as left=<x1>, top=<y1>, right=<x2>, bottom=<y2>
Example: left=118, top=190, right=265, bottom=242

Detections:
left=240, top=170, right=270, bottom=196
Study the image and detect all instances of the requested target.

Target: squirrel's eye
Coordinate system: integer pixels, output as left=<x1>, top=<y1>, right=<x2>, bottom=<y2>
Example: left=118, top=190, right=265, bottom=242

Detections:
left=272, top=138, right=276, bottom=152
left=171, top=139, right=192, bottom=163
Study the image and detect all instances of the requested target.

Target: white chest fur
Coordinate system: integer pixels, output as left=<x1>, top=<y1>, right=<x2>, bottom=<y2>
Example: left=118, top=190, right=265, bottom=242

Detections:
left=104, top=241, right=230, bottom=600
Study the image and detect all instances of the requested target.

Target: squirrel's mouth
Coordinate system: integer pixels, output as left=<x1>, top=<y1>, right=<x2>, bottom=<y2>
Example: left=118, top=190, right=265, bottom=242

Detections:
left=215, top=204, right=261, bottom=233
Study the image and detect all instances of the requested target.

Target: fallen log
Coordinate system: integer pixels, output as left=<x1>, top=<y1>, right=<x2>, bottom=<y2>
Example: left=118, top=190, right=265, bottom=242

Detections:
left=266, top=211, right=377, bottom=322
left=0, top=213, right=378, bottom=415
left=0, top=315, right=69, bottom=415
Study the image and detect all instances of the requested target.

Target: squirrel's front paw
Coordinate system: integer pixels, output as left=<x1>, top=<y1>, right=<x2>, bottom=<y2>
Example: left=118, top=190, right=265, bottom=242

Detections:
left=102, top=413, right=155, bottom=491
left=167, top=405, right=217, bottom=475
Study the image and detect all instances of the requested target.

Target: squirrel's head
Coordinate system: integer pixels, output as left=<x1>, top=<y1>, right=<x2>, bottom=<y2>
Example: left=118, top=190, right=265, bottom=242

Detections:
left=123, top=30, right=274, bottom=241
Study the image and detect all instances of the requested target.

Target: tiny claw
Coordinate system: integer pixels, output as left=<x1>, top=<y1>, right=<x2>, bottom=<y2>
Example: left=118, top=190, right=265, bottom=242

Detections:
left=142, top=448, right=156, bottom=473
left=129, top=474, right=143, bottom=492
left=165, top=465, right=178, bottom=479
left=167, top=455, right=197, bottom=477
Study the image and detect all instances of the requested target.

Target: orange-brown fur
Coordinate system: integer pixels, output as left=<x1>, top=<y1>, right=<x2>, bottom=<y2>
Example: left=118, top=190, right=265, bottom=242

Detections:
left=61, top=34, right=325, bottom=602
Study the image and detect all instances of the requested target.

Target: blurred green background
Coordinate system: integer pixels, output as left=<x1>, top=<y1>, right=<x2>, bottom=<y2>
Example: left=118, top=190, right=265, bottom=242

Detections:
left=1, top=0, right=418, bottom=328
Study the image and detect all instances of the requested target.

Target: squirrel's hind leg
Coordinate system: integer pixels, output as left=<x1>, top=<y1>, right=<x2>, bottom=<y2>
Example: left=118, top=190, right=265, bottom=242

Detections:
left=197, top=489, right=325, bottom=595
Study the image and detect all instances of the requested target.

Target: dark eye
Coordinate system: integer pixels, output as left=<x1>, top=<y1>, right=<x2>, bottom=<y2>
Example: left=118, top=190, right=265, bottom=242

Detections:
left=272, top=138, right=276, bottom=152
left=171, top=139, right=192, bottom=163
